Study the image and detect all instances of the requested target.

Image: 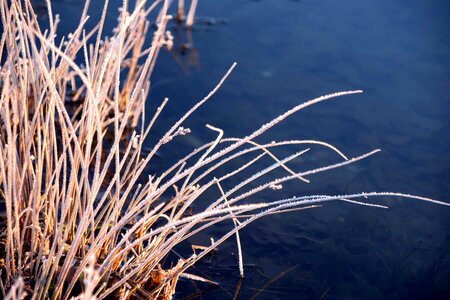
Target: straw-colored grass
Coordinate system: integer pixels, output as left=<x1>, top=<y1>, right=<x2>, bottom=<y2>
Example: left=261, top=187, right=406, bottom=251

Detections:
left=0, top=0, right=448, bottom=299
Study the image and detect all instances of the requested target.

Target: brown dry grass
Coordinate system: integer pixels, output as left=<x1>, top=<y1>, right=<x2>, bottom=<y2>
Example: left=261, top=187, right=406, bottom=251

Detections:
left=0, top=0, right=448, bottom=299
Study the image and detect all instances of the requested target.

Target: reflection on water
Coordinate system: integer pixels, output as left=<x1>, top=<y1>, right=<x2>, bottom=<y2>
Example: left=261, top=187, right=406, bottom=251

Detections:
left=168, top=24, right=201, bottom=74
left=39, top=0, right=450, bottom=299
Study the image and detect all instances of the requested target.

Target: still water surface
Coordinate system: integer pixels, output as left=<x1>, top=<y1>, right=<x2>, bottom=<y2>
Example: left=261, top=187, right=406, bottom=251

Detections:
left=41, top=0, right=450, bottom=299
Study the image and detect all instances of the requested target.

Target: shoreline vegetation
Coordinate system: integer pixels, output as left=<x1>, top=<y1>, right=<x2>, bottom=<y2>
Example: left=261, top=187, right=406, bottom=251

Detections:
left=0, top=0, right=448, bottom=299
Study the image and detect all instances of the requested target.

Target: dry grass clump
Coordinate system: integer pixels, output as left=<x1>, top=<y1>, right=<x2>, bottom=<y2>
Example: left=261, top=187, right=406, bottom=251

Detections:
left=0, top=0, right=448, bottom=299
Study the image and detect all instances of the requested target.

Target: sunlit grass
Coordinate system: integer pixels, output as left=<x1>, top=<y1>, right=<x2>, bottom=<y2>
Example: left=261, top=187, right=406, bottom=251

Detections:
left=0, top=0, right=448, bottom=299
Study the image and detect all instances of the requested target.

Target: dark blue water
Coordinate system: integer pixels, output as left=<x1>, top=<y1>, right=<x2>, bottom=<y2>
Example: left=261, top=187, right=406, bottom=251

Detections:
left=42, top=0, right=450, bottom=299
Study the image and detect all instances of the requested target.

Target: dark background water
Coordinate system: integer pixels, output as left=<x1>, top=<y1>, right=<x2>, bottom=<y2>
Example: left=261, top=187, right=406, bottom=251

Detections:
left=35, top=0, right=450, bottom=299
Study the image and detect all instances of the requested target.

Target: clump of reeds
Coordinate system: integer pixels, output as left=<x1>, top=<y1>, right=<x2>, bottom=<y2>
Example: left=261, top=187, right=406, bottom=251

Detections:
left=0, top=0, right=448, bottom=299
left=176, top=0, right=198, bottom=26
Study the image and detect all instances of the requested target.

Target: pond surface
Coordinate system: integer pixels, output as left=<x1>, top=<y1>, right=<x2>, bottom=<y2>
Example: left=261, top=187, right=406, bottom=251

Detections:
left=41, top=0, right=449, bottom=299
